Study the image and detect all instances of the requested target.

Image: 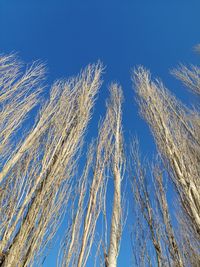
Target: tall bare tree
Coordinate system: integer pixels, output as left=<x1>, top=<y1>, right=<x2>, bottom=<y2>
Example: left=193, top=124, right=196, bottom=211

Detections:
left=133, top=66, right=200, bottom=237
left=0, top=54, right=103, bottom=266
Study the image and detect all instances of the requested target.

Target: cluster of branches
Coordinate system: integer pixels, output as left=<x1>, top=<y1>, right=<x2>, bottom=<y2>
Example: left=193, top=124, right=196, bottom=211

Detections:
left=0, top=48, right=199, bottom=267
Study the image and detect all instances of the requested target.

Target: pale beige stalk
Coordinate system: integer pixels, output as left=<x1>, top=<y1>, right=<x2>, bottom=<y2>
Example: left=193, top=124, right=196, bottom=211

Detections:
left=107, top=84, right=124, bottom=267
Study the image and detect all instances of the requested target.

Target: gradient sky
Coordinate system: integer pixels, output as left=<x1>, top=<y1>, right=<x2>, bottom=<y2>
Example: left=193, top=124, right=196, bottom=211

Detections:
left=1, top=1, right=200, bottom=266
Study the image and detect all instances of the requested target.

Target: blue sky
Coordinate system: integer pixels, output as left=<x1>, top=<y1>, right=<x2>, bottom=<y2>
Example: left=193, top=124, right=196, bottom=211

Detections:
left=1, top=1, right=200, bottom=266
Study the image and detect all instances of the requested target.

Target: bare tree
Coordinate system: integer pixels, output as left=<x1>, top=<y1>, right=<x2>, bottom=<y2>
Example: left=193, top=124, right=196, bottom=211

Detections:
left=133, top=67, right=200, bottom=238
left=0, top=54, right=103, bottom=266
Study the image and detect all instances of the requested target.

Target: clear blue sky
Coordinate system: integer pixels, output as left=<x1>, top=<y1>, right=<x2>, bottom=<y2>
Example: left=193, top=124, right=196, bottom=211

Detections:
left=1, top=1, right=200, bottom=266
